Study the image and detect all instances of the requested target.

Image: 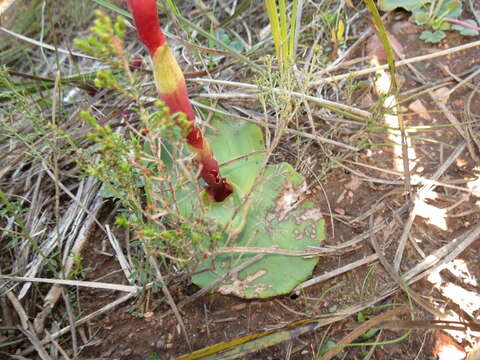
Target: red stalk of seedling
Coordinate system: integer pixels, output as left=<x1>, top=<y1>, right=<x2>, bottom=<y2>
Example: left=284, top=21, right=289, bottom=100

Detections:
left=126, top=0, right=233, bottom=202
left=444, top=17, right=480, bottom=32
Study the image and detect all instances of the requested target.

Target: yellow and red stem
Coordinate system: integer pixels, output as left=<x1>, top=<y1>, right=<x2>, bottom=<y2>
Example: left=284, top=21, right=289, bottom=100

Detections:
left=126, top=0, right=232, bottom=202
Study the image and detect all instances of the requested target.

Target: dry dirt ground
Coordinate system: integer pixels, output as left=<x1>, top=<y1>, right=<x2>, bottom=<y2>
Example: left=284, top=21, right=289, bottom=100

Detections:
left=1, top=2, right=480, bottom=360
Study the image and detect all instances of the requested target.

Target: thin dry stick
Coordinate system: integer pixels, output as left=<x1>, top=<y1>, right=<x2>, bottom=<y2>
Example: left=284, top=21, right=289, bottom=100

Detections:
left=445, top=66, right=480, bottom=98
left=370, top=222, right=445, bottom=319
left=192, top=78, right=372, bottom=119
left=0, top=275, right=138, bottom=293
left=319, top=305, right=409, bottom=360
left=164, top=254, right=266, bottom=318
left=20, top=291, right=137, bottom=356
left=150, top=256, right=192, bottom=350
left=428, top=90, right=478, bottom=160
left=20, top=326, right=54, bottom=360
left=295, top=254, right=379, bottom=291
left=295, top=201, right=410, bottom=293
left=465, top=89, right=480, bottom=159
left=6, top=291, right=29, bottom=329
left=62, top=289, right=78, bottom=359
left=404, top=222, right=480, bottom=282
left=311, top=39, right=480, bottom=86
left=390, top=45, right=477, bottom=162
left=213, top=246, right=353, bottom=257
left=44, top=329, right=73, bottom=360
left=0, top=26, right=98, bottom=60
left=41, top=192, right=104, bottom=315
left=191, top=100, right=359, bottom=151
left=106, top=224, right=132, bottom=280
left=393, top=141, right=466, bottom=272
left=315, top=10, right=384, bottom=76
left=340, top=158, right=480, bottom=196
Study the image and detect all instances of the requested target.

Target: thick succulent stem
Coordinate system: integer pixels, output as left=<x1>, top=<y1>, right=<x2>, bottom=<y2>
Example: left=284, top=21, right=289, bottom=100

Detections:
left=126, top=0, right=232, bottom=202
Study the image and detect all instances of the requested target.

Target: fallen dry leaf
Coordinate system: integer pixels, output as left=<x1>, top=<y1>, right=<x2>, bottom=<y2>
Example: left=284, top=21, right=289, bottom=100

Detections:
left=433, top=331, right=466, bottom=360
left=409, top=99, right=431, bottom=120
left=366, top=32, right=404, bottom=62
left=432, top=87, right=451, bottom=104
left=345, top=175, right=362, bottom=191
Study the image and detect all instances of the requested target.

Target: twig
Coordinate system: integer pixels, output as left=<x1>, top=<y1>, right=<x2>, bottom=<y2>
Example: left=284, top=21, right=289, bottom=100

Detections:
left=44, top=329, right=73, bottom=360
left=295, top=254, right=379, bottom=291
left=311, top=40, right=480, bottom=86
left=315, top=10, right=383, bottom=77
left=393, top=142, right=466, bottom=272
left=192, top=78, right=371, bottom=120
left=0, top=275, right=138, bottom=293
left=213, top=246, right=354, bottom=257
left=443, top=66, right=480, bottom=99
left=150, top=256, right=192, bottom=350
left=165, top=254, right=266, bottom=317
left=19, top=326, right=53, bottom=360
left=62, top=290, right=78, bottom=359
left=370, top=218, right=446, bottom=318
left=6, top=291, right=29, bottom=330
left=20, top=291, right=137, bottom=356
left=319, top=305, right=409, bottom=360
left=404, top=223, right=480, bottom=283
left=106, top=224, right=132, bottom=280
left=0, top=26, right=98, bottom=60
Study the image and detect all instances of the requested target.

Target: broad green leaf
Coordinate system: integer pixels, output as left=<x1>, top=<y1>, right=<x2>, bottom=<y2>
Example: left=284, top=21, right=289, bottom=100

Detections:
left=413, top=9, right=429, bottom=26
left=438, top=21, right=451, bottom=30
left=452, top=20, right=480, bottom=36
left=439, top=0, right=462, bottom=19
left=184, top=116, right=325, bottom=298
left=419, top=30, right=446, bottom=43
left=176, top=118, right=265, bottom=237
left=378, top=0, right=427, bottom=11
left=207, top=117, right=265, bottom=195
left=177, top=117, right=325, bottom=298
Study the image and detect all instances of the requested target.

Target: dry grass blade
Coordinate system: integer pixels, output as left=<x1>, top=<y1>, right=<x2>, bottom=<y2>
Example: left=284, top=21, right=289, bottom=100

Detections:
left=106, top=224, right=132, bottom=280
left=20, top=292, right=137, bottom=356
left=312, top=40, right=480, bottom=85
left=0, top=274, right=138, bottom=293
left=0, top=26, right=98, bottom=60
left=150, top=256, right=192, bottom=351
left=319, top=305, right=409, bottom=360
left=19, top=327, right=53, bottom=360
left=192, top=78, right=372, bottom=120
left=295, top=254, right=379, bottom=291
left=394, top=142, right=467, bottom=272
left=191, top=101, right=360, bottom=151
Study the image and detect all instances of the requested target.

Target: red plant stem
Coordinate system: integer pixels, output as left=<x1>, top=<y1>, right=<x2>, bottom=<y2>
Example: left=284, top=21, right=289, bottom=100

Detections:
left=444, top=17, right=480, bottom=32
left=126, top=0, right=232, bottom=202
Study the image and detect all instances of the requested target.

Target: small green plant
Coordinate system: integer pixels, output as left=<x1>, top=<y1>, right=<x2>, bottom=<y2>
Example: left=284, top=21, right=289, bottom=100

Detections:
left=67, top=252, right=87, bottom=280
left=264, top=0, right=300, bottom=73
left=357, top=309, right=380, bottom=340
left=320, top=5, right=347, bottom=55
left=379, top=0, right=479, bottom=43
